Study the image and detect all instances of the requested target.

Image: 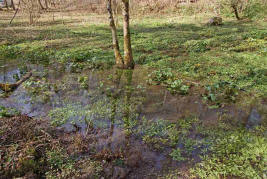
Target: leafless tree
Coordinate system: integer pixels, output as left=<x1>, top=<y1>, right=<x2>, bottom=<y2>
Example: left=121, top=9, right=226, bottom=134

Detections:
left=4, top=0, right=9, bottom=9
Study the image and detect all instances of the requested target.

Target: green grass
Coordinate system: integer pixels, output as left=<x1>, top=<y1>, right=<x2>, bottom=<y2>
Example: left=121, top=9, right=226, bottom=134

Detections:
left=1, top=13, right=266, bottom=101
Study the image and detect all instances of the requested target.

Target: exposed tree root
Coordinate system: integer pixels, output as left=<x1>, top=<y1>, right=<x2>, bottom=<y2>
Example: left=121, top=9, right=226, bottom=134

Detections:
left=0, top=72, right=32, bottom=93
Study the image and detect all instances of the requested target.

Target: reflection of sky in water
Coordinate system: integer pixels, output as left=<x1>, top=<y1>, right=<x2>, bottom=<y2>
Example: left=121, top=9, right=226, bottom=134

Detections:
left=0, top=60, right=101, bottom=120
left=0, top=87, right=34, bottom=116
left=0, top=59, right=27, bottom=83
left=0, top=68, right=21, bottom=83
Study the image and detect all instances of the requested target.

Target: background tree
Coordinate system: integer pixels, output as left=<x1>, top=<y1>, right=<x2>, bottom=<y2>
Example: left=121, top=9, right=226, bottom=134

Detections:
left=11, top=0, right=16, bottom=10
left=230, top=0, right=241, bottom=20
left=4, top=0, right=9, bottom=9
left=38, top=0, right=46, bottom=10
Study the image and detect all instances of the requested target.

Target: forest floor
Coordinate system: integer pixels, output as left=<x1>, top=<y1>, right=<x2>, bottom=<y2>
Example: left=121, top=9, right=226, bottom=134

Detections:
left=0, top=11, right=267, bottom=178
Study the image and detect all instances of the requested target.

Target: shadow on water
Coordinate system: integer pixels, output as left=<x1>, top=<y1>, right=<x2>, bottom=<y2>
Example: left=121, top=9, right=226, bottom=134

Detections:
left=0, top=58, right=254, bottom=177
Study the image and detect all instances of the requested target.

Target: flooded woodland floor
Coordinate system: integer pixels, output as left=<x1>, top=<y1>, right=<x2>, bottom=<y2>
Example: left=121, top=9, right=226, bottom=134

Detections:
left=0, top=12, right=267, bottom=179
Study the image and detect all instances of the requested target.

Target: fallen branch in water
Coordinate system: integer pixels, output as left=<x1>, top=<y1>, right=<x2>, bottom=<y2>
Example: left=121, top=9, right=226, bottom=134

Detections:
left=0, top=72, right=32, bottom=92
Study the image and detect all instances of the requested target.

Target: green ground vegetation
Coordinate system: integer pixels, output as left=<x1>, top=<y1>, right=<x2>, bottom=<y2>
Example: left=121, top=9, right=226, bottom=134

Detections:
left=1, top=13, right=266, bottom=105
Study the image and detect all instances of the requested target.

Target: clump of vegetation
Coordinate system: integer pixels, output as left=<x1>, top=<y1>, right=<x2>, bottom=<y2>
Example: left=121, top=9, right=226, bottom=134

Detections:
left=147, top=68, right=190, bottom=95
left=0, top=45, right=20, bottom=59
left=184, top=40, right=209, bottom=53
left=0, top=106, right=20, bottom=118
left=166, top=79, right=190, bottom=95
left=78, top=76, right=89, bottom=89
left=169, top=148, right=185, bottom=162
left=147, top=68, right=173, bottom=85
left=202, top=80, right=240, bottom=106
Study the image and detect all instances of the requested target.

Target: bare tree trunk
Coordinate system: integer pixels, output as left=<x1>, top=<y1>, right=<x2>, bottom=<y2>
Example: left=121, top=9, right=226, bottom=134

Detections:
left=11, top=0, right=16, bottom=10
left=38, top=0, right=45, bottom=10
left=107, top=0, right=124, bottom=68
left=122, top=0, right=134, bottom=69
left=113, top=0, right=119, bottom=27
left=4, top=0, right=9, bottom=10
left=29, top=11, right=33, bottom=24
left=232, top=4, right=240, bottom=20
left=44, top=0, right=48, bottom=9
left=10, top=0, right=20, bottom=24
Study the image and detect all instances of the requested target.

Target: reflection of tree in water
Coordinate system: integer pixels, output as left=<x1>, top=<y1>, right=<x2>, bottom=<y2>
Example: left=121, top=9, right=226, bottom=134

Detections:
left=107, top=69, right=134, bottom=135
left=48, top=68, right=144, bottom=141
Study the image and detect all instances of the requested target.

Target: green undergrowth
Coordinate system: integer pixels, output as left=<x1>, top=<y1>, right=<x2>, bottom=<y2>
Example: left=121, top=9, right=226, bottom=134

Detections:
left=1, top=16, right=266, bottom=100
left=0, top=106, right=20, bottom=118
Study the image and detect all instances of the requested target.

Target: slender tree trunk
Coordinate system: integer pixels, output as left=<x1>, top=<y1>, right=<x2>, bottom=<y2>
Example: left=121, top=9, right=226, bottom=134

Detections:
left=38, top=0, right=45, bottom=10
left=122, top=0, right=134, bottom=69
left=10, top=0, right=20, bottom=24
left=4, top=0, right=9, bottom=9
left=44, top=0, right=48, bottom=9
left=11, top=0, right=15, bottom=10
left=107, top=0, right=124, bottom=68
left=232, top=5, right=240, bottom=20
left=113, top=0, right=119, bottom=27
left=29, top=11, right=33, bottom=24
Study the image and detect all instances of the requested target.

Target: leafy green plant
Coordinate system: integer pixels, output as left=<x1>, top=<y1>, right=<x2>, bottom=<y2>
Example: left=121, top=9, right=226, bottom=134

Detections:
left=202, top=81, right=240, bottom=105
left=148, top=69, right=190, bottom=95
left=0, top=45, right=20, bottom=59
left=78, top=76, right=89, bottom=89
left=0, top=106, right=20, bottom=118
left=166, top=79, right=190, bottom=95
left=184, top=40, right=209, bottom=53
left=170, top=148, right=185, bottom=161
left=147, top=68, right=173, bottom=85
